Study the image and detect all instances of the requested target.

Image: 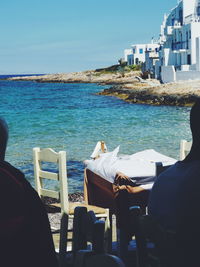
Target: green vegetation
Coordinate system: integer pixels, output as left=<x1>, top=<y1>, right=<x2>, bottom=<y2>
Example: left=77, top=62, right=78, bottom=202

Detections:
left=94, top=64, right=141, bottom=76
left=125, top=64, right=142, bottom=71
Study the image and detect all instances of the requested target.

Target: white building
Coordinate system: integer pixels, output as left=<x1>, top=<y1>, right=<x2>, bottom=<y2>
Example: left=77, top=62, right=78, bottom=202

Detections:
left=156, top=0, right=200, bottom=83
left=143, top=43, right=160, bottom=76
left=131, top=44, right=146, bottom=65
left=124, top=49, right=134, bottom=65
left=124, top=42, right=159, bottom=67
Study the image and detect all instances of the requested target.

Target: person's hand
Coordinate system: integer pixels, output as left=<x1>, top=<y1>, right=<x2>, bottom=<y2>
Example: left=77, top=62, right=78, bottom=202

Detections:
left=114, top=172, right=131, bottom=185
left=113, top=184, right=145, bottom=196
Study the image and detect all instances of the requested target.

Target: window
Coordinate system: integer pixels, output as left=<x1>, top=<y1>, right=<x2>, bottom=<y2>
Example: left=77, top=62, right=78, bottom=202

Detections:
left=139, top=48, right=143, bottom=54
left=187, top=54, right=191, bottom=65
left=197, top=5, right=200, bottom=16
left=179, top=8, right=183, bottom=25
left=133, top=48, right=136, bottom=54
left=186, top=32, right=189, bottom=49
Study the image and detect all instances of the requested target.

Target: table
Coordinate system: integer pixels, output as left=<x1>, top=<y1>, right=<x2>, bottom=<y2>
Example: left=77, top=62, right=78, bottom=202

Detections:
left=84, top=148, right=176, bottom=260
left=84, top=168, right=150, bottom=215
left=84, top=168, right=150, bottom=261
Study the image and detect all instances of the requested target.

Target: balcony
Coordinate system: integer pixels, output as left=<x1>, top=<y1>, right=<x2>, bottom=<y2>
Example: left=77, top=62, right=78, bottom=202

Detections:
left=148, top=51, right=159, bottom=58
left=166, top=26, right=173, bottom=35
left=172, top=41, right=189, bottom=51
left=184, top=14, right=200, bottom=24
left=165, top=23, right=182, bottom=36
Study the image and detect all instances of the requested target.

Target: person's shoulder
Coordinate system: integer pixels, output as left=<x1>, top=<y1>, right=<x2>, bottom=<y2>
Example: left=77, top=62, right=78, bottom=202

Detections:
left=176, top=160, right=200, bottom=176
left=0, top=161, right=24, bottom=175
left=155, top=162, right=178, bottom=180
left=0, top=161, right=26, bottom=186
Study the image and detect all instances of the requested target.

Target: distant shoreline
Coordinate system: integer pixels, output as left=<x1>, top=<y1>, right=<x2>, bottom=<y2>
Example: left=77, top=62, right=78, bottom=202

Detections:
left=4, top=70, right=200, bottom=106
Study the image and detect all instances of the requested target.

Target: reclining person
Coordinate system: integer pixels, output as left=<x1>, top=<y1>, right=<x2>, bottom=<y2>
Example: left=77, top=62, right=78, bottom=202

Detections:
left=114, top=164, right=157, bottom=194
left=0, top=118, right=58, bottom=267
left=148, top=99, right=200, bottom=267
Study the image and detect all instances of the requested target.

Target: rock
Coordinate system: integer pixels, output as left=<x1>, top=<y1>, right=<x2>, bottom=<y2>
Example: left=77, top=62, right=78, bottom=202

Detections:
left=135, top=76, right=147, bottom=83
left=98, top=80, right=200, bottom=106
left=5, top=69, right=200, bottom=107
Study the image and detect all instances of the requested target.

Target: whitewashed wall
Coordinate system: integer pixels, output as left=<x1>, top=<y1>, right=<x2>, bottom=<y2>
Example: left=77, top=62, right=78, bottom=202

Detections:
left=124, top=49, right=133, bottom=62
left=196, top=37, right=200, bottom=71
left=132, top=44, right=146, bottom=64
left=191, top=23, right=200, bottom=64
left=183, top=0, right=196, bottom=19
left=161, top=66, right=176, bottom=83
left=176, top=70, right=200, bottom=80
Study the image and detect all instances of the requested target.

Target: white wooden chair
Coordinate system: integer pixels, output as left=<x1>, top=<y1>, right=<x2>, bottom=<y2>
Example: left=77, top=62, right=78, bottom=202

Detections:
left=33, top=147, right=111, bottom=267
left=180, top=140, right=192, bottom=160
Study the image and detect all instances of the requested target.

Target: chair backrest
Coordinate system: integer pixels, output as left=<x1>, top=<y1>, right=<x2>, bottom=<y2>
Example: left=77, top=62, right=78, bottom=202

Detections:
left=72, top=208, right=106, bottom=256
left=155, top=162, right=172, bottom=177
left=73, top=208, right=124, bottom=267
left=33, top=147, right=69, bottom=214
left=74, top=209, right=106, bottom=254
left=180, top=140, right=192, bottom=160
left=129, top=206, right=176, bottom=267
left=84, top=254, right=125, bottom=267
left=71, top=207, right=88, bottom=253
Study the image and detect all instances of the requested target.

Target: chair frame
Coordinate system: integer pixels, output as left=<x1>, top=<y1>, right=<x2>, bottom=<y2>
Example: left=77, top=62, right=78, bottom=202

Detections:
left=129, top=206, right=176, bottom=267
left=180, top=140, right=192, bottom=161
left=33, top=147, right=69, bottom=214
left=33, top=147, right=111, bottom=267
left=73, top=209, right=125, bottom=267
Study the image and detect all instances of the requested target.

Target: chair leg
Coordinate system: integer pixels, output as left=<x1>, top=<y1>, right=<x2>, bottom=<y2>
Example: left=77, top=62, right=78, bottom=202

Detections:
left=117, top=227, right=129, bottom=264
left=59, top=213, right=69, bottom=267
left=108, top=213, right=113, bottom=253
left=104, top=210, right=112, bottom=253
left=72, top=207, right=88, bottom=254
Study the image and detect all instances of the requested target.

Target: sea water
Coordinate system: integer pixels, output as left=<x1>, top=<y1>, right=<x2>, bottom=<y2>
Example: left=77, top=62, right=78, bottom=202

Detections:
left=0, top=77, right=191, bottom=192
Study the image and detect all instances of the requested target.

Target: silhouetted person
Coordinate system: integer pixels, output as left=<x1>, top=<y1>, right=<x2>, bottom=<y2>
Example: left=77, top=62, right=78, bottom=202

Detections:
left=148, top=98, right=200, bottom=267
left=0, top=118, right=58, bottom=267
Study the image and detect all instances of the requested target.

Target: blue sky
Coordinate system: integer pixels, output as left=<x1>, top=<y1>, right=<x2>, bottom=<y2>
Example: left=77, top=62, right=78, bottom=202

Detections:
left=0, top=0, right=178, bottom=74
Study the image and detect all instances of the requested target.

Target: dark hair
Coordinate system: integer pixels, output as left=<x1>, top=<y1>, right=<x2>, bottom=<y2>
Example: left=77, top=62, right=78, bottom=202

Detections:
left=190, top=98, right=200, bottom=145
left=184, top=98, right=200, bottom=162
left=0, top=118, right=8, bottom=160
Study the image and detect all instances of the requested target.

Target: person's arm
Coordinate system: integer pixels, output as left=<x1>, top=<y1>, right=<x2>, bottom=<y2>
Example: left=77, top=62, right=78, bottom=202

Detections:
left=114, top=171, right=132, bottom=184
left=114, top=184, right=145, bottom=193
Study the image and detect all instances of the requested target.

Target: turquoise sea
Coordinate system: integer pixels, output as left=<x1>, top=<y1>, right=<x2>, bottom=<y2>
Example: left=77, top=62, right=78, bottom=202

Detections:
left=0, top=76, right=192, bottom=192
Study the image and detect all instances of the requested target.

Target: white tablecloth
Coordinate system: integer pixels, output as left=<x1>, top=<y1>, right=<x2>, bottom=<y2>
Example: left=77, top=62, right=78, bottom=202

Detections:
left=85, top=147, right=177, bottom=190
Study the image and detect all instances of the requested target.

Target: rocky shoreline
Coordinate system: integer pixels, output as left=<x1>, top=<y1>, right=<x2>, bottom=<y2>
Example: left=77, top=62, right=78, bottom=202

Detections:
left=5, top=69, right=142, bottom=85
left=5, top=69, right=200, bottom=106
left=99, top=82, right=200, bottom=106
